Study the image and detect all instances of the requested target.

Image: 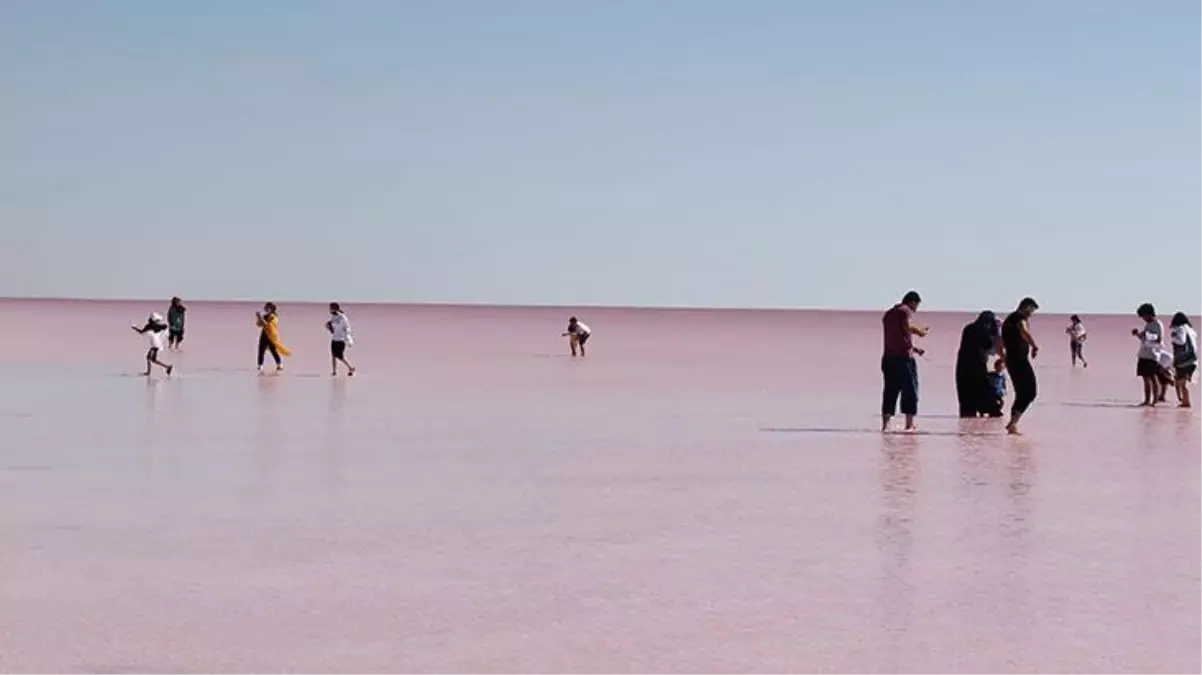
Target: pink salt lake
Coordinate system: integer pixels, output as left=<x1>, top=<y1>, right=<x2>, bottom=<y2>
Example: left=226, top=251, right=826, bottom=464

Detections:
left=0, top=300, right=1197, bottom=673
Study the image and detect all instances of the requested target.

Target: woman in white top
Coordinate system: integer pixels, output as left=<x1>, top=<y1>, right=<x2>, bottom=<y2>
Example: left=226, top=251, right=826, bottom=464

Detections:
left=1169, top=312, right=1198, bottom=408
left=131, top=312, right=174, bottom=377
left=1065, top=314, right=1088, bottom=368
left=325, top=302, right=355, bottom=376
left=562, top=316, right=591, bottom=357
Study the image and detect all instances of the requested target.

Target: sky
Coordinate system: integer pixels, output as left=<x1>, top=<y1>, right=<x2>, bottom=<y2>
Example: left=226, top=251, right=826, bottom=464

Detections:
left=1, top=0, right=1198, bottom=313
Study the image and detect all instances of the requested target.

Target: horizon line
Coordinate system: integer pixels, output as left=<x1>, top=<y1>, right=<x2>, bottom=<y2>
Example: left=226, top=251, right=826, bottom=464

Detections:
left=0, top=295, right=1178, bottom=318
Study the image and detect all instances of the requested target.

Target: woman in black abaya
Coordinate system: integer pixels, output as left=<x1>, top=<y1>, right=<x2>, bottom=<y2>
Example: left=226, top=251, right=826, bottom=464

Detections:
left=956, top=311, right=1001, bottom=418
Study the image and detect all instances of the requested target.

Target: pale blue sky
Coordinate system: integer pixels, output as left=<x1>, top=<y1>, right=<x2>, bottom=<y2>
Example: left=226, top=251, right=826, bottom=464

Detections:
left=1, top=0, right=1198, bottom=312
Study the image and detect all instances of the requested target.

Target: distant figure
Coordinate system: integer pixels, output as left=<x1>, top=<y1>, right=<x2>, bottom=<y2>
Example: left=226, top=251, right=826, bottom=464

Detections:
left=562, top=316, right=591, bottom=357
left=1000, top=297, right=1040, bottom=435
left=985, top=358, right=1007, bottom=418
left=255, top=302, right=292, bottom=373
left=167, top=297, right=186, bottom=350
left=1065, top=314, right=1087, bottom=368
left=880, top=291, right=928, bottom=432
left=1132, top=303, right=1165, bottom=406
left=1170, top=312, right=1198, bottom=408
left=131, top=312, right=173, bottom=377
left=326, top=303, right=356, bottom=377
left=955, top=310, right=1000, bottom=418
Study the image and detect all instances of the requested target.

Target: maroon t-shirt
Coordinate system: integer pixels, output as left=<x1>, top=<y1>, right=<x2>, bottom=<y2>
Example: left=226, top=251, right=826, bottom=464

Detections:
left=882, top=304, right=914, bottom=358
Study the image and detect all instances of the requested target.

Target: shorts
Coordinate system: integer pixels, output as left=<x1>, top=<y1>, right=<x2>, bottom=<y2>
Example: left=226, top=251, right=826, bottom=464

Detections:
left=576, top=332, right=590, bottom=346
left=1176, top=364, right=1197, bottom=381
left=169, top=328, right=184, bottom=342
left=331, top=340, right=347, bottom=359
left=1070, top=340, right=1083, bottom=357
left=1137, top=358, right=1161, bottom=378
left=146, top=347, right=160, bottom=360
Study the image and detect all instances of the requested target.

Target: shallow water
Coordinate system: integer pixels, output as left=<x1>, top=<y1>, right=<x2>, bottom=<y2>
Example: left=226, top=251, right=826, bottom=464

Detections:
left=0, top=300, right=1197, bottom=672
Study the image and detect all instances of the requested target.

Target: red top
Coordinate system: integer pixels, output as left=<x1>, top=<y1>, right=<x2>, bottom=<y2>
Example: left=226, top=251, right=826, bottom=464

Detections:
left=882, top=304, right=914, bottom=358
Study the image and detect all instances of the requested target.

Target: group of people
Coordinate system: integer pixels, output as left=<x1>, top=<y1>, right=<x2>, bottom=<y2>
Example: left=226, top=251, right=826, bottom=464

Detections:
left=132, top=301, right=359, bottom=377
left=1132, top=304, right=1198, bottom=408
left=882, top=291, right=1198, bottom=436
left=132, top=301, right=597, bottom=376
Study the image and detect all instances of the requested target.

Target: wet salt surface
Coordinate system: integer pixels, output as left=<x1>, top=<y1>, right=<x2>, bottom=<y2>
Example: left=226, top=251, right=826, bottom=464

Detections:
left=0, top=300, right=1198, bottom=672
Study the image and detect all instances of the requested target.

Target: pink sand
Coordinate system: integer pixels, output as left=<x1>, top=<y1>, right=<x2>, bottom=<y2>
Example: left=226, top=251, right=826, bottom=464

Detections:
left=0, top=300, right=1197, bottom=672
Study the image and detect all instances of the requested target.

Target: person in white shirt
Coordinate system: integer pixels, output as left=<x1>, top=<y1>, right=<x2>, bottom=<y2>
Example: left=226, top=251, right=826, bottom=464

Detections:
left=325, top=303, right=356, bottom=376
left=131, top=312, right=174, bottom=377
left=1169, top=312, right=1198, bottom=408
left=1064, top=314, right=1088, bottom=368
left=1132, top=303, right=1167, bottom=405
left=562, top=316, right=591, bottom=357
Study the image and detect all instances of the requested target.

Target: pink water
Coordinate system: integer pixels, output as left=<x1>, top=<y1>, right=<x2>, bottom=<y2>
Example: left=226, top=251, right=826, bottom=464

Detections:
left=1, top=300, right=1198, bottom=673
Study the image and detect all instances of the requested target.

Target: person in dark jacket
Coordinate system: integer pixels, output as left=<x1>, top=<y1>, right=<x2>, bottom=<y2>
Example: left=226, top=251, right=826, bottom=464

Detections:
left=955, top=311, right=1001, bottom=418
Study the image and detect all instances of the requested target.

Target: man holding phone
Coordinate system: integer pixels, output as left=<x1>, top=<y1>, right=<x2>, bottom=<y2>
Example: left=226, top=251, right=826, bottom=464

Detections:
left=881, top=290, right=929, bottom=432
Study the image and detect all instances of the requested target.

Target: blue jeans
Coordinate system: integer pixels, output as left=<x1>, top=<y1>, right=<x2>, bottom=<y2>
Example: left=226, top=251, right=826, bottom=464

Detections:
left=881, top=355, right=919, bottom=416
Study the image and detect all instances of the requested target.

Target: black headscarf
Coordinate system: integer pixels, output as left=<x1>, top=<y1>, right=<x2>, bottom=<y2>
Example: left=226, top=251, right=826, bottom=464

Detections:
left=959, top=310, right=999, bottom=359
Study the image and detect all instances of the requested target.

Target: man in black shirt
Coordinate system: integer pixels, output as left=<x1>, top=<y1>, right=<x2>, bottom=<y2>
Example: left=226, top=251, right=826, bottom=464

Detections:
left=1000, top=297, right=1040, bottom=435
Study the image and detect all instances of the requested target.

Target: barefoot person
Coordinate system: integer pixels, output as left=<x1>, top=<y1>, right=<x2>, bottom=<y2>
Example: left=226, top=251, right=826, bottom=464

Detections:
left=1000, top=297, right=1039, bottom=435
left=881, top=291, right=928, bottom=432
left=1169, top=313, right=1197, bottom=408
left=167, top=297, right=187, bottom=350
left=326, top=303, right=356, bottom=376
left=1065, top=314, right=1087, bottom=368
left=131, top=312, right=174, bottom=377
left=562, top=316, right=592, bottom=357
left=1132, top=303, right=1165, bottom=406
left=255, top=302, right=292, bottom=373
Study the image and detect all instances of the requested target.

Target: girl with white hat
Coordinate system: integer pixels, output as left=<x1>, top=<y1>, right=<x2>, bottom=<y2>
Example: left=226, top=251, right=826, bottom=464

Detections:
left=131, top=312, right=174, bottom=377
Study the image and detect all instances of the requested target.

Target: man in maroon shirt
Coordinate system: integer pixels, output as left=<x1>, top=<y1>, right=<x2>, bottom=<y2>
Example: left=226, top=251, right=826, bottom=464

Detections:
left=881, top=290, right=929, bottom=432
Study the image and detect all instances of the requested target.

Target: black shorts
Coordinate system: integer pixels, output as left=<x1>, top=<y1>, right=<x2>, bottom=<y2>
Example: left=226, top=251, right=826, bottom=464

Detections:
left=576, top=332, right=590, bottom=346
left=146, top=347, right=160, bottom=360
left=169, top=329, right=184, bottom=342
left=331, top=341, right=347, bottom=359
left=1176, top=364, right=1197, bottom=381
left=1136, top=358, right=1161, bottom=378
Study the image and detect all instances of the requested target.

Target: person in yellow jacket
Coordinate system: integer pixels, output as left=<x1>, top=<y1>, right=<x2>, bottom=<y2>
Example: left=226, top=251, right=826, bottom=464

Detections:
left=255, top=302, right=292, bottom=373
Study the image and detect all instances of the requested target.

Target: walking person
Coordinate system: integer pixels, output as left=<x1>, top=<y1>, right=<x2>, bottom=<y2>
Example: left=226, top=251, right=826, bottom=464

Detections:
left=131, top=312, right=174, bottom=377
left=881, top=291, right=928, bottom=432
left=1065, top=314, right=1087, bottom=368
left=955, top=310, right=1000, bottom=418
left=562, top=316, right=592, bottom=357
left=255, top=302, right=292, bottom=374
left=1169, top=313, right=1197, bottom=408
left=326, top=303, right=356, bottom=376
left=167, top=297, right=187, bottom=350
left=1000, top=297, right=1040, bottom=435
left=1132, top=303, right=1165, bottom=406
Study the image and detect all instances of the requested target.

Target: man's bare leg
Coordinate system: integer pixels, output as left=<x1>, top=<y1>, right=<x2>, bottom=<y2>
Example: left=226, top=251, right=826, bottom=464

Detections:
left=1006, top=412, right=1024, bottom=435
left=904, top=414, right=916, bottom=431
left=881, top=414, right=892, bottom=433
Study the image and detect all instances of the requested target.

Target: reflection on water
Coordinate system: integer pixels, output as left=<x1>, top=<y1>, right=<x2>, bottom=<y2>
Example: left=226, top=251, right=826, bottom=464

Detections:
left=246, top=374, right=281, bottom=504
left=1000, top=442, right=1034, bottom=654
left=876, top=432, right=918, bottom=654
left=325, top=378, right=347, bottom=493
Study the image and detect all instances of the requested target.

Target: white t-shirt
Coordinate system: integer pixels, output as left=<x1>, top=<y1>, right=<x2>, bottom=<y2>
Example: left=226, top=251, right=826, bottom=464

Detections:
left=1157, top=349, right=1174, bottom=369
left=1138, top=319, right=1164, bottom=360
left=574, top=322, right=591, bottom=336
left=147, top=328, right=165, bottom=350
left=329, top=313, right=352, bottom=342
left=1068, top=322, right=1086, bottom=342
